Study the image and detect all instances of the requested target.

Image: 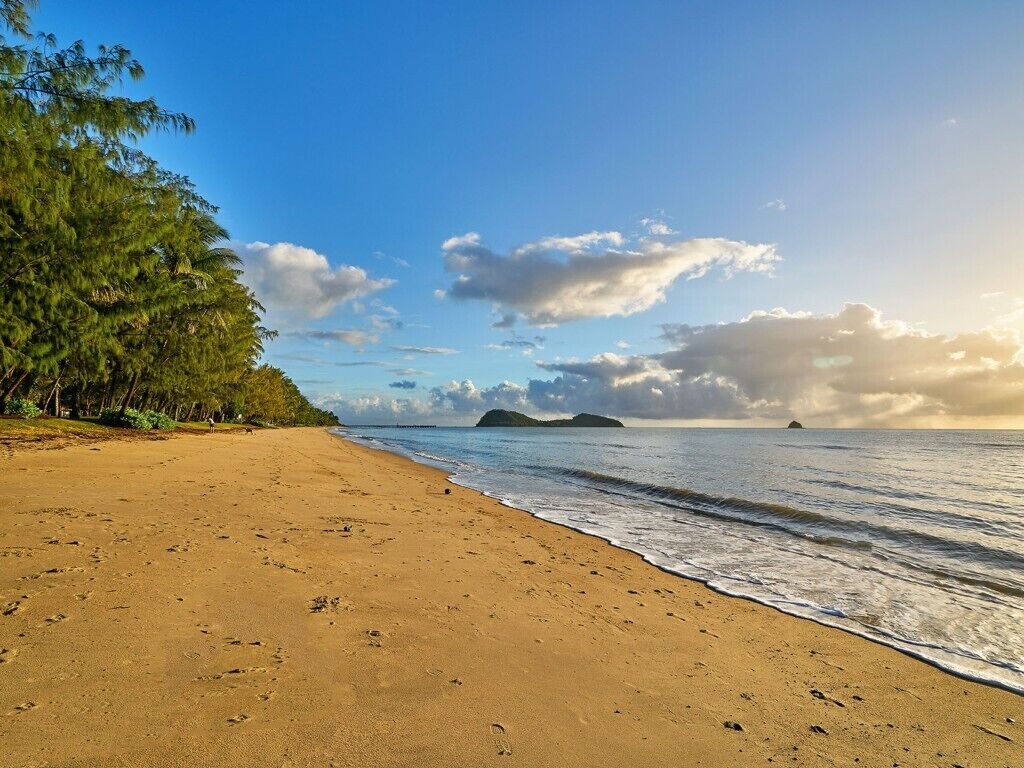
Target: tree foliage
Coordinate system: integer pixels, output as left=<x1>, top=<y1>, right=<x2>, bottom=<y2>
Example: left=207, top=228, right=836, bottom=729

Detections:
left=0, top=4, right=336, bottom=427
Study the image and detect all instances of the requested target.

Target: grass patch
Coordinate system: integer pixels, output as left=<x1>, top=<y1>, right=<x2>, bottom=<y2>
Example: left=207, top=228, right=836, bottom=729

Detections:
left=0, top=416, right=115, bottom=439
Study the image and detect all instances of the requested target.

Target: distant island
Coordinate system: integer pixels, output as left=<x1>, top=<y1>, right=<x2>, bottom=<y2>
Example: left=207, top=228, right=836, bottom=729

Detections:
left=476, top=409, right=624, bottom=427
left=787, top=420, right=804, bottom=429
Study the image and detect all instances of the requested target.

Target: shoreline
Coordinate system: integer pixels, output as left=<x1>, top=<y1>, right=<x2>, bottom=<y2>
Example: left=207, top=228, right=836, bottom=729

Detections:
left=2, top=427, right=1020, bottom=766
left=338, top=429, right=1024, bottom=697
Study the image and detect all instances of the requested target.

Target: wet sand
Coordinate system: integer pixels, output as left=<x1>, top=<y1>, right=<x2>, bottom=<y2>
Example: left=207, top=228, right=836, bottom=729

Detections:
left=0, top=427, right=1020, bottom=767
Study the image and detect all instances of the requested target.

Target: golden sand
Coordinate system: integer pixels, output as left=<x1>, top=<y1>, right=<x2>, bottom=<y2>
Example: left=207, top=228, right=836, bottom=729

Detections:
left=1, top=427, right=1020, bottom=767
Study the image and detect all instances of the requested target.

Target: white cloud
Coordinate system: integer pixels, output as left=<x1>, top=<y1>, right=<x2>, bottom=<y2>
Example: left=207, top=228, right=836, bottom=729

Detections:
left=317, top=379, right=528, bottom=424
left=238, top=241, right=393, bottom=321
left=369, top=314, right=403, bottom=332
left=513, top=231, right=624, bottom=254
left=486, top=334, right=545, bottom=353
left=995, top=298, right=1024, bottom=327
left=762, top=199, right=788, bottom=211
left=442, top=230, right=778, bottom=325
left=656, top=302, right=1024, bottom=422
left=432, top=289, right=447, bottom=300
left=317, top=303, right=1024, bottom=427
left=288, top=329, right=378, bottom=346
left=639, top=217, right=677, bottom=236
left=374, top=250, right=410, bottom=268
left=389, top=345, right=459, bottom=355
left=616, top=340, right=631, bottom=349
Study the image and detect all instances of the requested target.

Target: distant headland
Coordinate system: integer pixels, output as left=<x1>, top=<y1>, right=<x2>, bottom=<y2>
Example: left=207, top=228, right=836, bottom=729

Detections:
left=476, top=409, right=624, bottom=427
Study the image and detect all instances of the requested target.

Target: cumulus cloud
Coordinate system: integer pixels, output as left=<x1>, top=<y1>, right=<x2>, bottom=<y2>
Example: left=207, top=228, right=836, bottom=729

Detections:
left=317, top=303, right=1024, bottom=426
left=441, top=230, right=778, bottom=325
left=238, top=241, right=393, bottom=321
left=316, top=379, right=528, bottom=425
left=389, top=380, right=417, bottom=389
left=318, top=394, right=434, bottom=424
left=655, top=303, right=1024, bottom=423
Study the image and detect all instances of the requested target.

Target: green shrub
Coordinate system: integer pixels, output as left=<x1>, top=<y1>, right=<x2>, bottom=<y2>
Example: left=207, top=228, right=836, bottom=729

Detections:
left=4, top=398, right=42, bottom=419
left=99, top=407, right=152, bottom=429
left=142, top=410, right=176, bottom=430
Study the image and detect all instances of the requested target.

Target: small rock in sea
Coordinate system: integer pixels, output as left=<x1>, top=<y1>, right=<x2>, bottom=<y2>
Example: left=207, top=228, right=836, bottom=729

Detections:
left=787, top=420, right=804, bottom=429
left=723, top=721, right=744, bottom=732
left=444, top=488, right=451, bottom=495
left=810, top=725, right=828, bottom=735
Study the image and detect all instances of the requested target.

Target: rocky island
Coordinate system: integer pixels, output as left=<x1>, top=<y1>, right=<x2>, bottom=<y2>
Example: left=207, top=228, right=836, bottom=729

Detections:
left=787, top=420, right=804, bottom=429
left=476, top=409, right=624, bottom=427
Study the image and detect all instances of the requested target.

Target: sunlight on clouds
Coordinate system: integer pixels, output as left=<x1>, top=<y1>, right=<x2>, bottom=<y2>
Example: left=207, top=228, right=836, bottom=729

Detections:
left=442, top=230, right=778, bottom=326
left=238, top=241, right=393, bottom=322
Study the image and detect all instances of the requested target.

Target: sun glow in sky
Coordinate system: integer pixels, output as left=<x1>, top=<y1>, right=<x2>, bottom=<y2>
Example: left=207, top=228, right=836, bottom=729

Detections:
left=38, top=1, right=1024, bottom=426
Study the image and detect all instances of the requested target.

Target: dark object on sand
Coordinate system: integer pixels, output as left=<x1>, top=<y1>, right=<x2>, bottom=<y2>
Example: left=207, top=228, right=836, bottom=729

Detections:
left=444, top=488, right=451, bottom=495
left=787, top=420, right=803, bottom=429
left=476, top=409, right=624, bottom=428
left=244, top=427, right=254, bottom=434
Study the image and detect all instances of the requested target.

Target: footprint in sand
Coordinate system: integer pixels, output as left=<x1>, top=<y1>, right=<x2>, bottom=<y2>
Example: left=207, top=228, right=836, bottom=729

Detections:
left=490, top=723, right=512, bottom=756
left=0, top=648, right=17, bottom=664
left=13, top=701, right=37, bottom=713
left=44, top=613, right=68, bottom=624
left=227, top=713, right=249, bottom=724
left=2, top=600, right=22, bottom=616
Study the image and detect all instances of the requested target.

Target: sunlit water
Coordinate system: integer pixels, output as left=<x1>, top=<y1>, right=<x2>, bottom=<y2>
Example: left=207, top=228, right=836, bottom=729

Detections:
left=333, top=426, right=1024, bottom=693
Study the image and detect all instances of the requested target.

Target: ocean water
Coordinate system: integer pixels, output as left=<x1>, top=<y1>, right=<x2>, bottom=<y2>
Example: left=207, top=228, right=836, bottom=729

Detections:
left=333, top=426, right=1024, bottom=693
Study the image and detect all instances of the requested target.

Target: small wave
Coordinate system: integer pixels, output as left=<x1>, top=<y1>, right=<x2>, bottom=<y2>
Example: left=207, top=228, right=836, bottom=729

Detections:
left=555, top=468, right=1024, bottom=573
left=413, top=450, right=461, bottom=466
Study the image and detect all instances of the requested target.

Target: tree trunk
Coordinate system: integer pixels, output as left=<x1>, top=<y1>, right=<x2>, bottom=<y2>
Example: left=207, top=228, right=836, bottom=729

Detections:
left=119, top=370, right=143, bottom=416
left=43, top=369, right=64, bottom=415
left=2, top=370, right=30, bottom=403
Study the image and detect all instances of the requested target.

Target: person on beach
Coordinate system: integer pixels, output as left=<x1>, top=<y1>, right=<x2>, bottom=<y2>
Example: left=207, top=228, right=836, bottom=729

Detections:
left=207, top=417, right=215, bottom=433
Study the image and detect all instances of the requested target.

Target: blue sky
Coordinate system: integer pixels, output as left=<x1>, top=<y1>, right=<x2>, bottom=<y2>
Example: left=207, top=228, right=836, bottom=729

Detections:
left=36, top=2, right=1024, bottom=426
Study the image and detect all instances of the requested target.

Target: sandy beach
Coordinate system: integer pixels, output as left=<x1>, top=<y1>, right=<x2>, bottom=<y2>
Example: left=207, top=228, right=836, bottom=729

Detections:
left=1, top=427, right=1020, bottom=768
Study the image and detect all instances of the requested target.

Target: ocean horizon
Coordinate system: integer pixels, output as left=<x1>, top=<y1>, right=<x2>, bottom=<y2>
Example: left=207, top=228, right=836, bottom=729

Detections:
left=337, top=425, right=1024, bottom=694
